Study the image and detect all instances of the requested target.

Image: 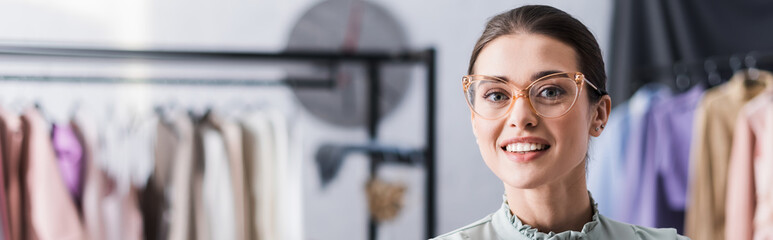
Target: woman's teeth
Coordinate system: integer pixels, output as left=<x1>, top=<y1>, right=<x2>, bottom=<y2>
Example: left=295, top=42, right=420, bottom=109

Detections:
left=504, top=143, right=549, bottom=153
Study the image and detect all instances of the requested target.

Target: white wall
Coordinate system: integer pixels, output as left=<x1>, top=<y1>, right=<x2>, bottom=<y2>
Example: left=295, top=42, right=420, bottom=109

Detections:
left=0, top=0, right=612, bottom=239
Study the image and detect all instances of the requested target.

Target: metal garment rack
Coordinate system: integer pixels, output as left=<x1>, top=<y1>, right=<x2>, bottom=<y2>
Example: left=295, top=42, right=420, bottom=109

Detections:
left=626, top=51, right=773, bottom=93
left=0, top=45, right=437, bottom=239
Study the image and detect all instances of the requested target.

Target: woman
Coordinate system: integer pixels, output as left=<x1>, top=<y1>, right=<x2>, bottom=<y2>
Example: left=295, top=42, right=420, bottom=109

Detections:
left=433, top=5, right=689, bottom=240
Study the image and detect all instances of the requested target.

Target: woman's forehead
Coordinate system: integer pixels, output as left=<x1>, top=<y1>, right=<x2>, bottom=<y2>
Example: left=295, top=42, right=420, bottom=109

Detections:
left=473, top=33, right=578, bottom=83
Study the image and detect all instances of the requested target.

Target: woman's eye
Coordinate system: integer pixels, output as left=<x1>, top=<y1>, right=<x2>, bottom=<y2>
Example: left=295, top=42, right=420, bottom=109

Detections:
left=538, top=86, right=565, bottom=99
left=483, top=92, right=509, bottom=102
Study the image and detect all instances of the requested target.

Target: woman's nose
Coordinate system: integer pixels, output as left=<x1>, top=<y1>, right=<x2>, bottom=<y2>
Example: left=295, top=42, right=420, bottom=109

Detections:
left=506, top=96, right=538, bottom=129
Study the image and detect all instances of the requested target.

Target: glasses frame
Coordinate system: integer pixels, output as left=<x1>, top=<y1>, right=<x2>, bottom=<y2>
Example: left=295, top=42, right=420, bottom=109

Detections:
left=462, top=72, right=604, bottom=120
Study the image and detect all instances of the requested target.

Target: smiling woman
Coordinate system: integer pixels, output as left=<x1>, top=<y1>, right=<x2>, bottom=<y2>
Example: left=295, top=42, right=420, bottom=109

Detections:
left=432, top=5, right=689, bottom=240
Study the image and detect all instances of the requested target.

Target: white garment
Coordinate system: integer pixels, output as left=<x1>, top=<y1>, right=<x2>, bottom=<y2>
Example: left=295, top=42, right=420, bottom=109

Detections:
left=99, top=111, right=156, bottom=188
left=241, top=112, right=278, bottom=240
left=209, top=113, right=248, bottom=240
left=242, top=109, right=297, bottom=240
left=75, top=108, right=144, bottom=240
left=201, top=125, right=236, bottom=240
left=266, top=110, right=296, bottom=240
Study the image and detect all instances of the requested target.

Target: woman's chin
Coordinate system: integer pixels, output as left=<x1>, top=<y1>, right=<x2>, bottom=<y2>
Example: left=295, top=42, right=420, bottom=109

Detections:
left=498, top=170, right=552, bottom=190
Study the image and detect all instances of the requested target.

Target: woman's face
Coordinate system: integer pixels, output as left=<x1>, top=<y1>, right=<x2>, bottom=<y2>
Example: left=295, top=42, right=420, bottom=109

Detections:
left=471, top=33, right=605, bottom=189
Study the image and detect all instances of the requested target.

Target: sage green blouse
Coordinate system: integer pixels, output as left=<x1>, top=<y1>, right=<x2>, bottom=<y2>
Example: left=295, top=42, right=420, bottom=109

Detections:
left=432, top=194, right=689, bottom=240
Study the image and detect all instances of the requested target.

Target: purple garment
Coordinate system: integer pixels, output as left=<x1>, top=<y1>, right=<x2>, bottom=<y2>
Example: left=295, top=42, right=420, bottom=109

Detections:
left=620, top=83, right=671, bottom=226
left=626, top=84, right=704, bottom=233
left=651, top=84, right=704, bottom=232
left=52, top=124, right=84, bottom=203
left=655, top=86, right=705, bottom=206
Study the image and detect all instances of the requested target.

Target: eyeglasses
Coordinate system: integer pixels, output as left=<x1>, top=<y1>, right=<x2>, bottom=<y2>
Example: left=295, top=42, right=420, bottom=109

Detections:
left=462, top=72, right=604, bottom=119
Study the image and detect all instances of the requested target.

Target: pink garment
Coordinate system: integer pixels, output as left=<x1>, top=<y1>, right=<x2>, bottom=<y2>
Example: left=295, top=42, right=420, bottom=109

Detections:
left=0, top=107, right=20, bottom=240
left=22, top=108, right=85, bottom=240
left=0, top=107, right=25, bottom=240
left=52, top=124, right=84, bottom=203
left=72, top=116, right=107, bottom=240
left=726, top=91, right=773, bottom=240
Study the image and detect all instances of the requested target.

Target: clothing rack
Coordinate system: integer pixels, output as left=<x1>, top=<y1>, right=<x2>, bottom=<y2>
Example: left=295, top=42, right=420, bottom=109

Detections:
left=0, top=45, right=438, bottom=239
left=628, top=51, right=773, bottom=93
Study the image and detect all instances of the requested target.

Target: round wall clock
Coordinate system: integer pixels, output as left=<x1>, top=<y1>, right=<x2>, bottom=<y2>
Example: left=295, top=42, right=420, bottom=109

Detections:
left=286, top=0, right=411, bottom=127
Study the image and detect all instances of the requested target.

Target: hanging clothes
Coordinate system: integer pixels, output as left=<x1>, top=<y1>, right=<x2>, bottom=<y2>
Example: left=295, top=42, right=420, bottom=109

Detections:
left=725, top=90, right=773, bottom=239
left=99, top=111, right=156, bottom=189
left=620, top=83, right=672, bottom=227
left=0, top=107, right=22, bottom=240
left=51, top=124, right=84, bottom=206
left=165, top=110, right=195, bottom=240
left=139, top=109, right=203, bottom=240
left=191, top=118, right=209, bottom=240
left=267, top=110, right=293, bottom=240
left=241, top=111, right=278, bottom=240
left=102, top=179, right=144, bottom=240
left=0, top=112, right=8, bottom=240
left=642, top=84, right=704, bottom=232
left=72, top=110, right=106, bottom=240
left=1, top=103, right=295, bottom=240
left=139, top=117, right=177, bottom=240
left=22, top=108, right=85, bottom=240
left=685, top=70, right=773, bottom=240
left=239, top=117, right=258, bottom=240
left=208, top=113, right=249, bottom=240
left=195, top=113, right=236, bottom=240
left=588, top=83, right=669, bottom=222
left=587, top=93, right=631, bottom=221
left=75, top=109, right=145, bottom=240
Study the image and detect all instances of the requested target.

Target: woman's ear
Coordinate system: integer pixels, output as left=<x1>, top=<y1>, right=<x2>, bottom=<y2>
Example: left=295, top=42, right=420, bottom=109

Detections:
left=589, top=95, right=611, bottom=137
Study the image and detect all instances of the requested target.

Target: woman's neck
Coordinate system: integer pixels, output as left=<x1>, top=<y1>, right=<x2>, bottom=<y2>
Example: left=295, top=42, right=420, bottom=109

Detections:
left=504, top=165, right=592, bottom=233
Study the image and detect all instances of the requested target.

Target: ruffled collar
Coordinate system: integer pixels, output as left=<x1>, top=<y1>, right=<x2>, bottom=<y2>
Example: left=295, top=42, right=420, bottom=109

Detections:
left=501, top=192, right=600, bottom=240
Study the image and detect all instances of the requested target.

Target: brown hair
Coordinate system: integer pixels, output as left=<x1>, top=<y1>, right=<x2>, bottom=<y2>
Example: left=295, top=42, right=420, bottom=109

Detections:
left=468, top=5, right=608, bottom=101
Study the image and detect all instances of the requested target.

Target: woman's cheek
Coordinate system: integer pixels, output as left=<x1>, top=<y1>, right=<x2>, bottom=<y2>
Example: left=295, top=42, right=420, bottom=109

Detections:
left=553, top=116, right=588, bottom=162
left=473, top=120, right=501, bottom=161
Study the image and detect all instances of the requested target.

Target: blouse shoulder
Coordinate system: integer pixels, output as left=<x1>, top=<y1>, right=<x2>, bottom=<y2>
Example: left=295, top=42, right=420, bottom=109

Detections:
left=596, top=215, right=691, bottom=240
left=430, top=214, right=496, bottom=240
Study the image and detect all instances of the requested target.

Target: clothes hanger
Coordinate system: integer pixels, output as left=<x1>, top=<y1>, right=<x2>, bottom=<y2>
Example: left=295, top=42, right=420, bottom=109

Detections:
left=673, top=62, right=691, bottom=92
left=155, top=98, right=181, bottom=122
left=191, top=104, right=212, bottom=125
left=744, top=51, right=761, bottom=82
left=9, top=96, right=29, bottom=116
left=730, top=54, right=744, bottom=75
left=704, top=58, right=723, bottom=87
left=68, top=100, right=82, bottom=123
left=34, top=101, right=55, bottom=126
left=221, top=97, right=248, bottom=119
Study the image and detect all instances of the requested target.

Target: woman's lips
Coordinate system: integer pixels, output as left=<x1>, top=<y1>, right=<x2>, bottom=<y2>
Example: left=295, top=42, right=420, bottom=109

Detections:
left=501, top=145, right=549, bottom=163
left=498, top=136, right=551, bottom=163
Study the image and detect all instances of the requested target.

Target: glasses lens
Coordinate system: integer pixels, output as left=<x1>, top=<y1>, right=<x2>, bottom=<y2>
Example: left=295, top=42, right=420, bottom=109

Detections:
left=465, top=79, right=513, bottom=119
left=528, top=76, right=579, bottom=117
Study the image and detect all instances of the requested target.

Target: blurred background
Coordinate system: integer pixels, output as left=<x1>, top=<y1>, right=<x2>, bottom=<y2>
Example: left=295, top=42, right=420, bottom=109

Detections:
left=0, top=0, right=771, bottom=240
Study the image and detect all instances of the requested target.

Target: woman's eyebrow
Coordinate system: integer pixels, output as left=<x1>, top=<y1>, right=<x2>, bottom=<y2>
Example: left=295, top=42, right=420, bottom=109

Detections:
left=531, top=70, right=562, bottom=80
left=492, top=70, right=563, bottom=83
